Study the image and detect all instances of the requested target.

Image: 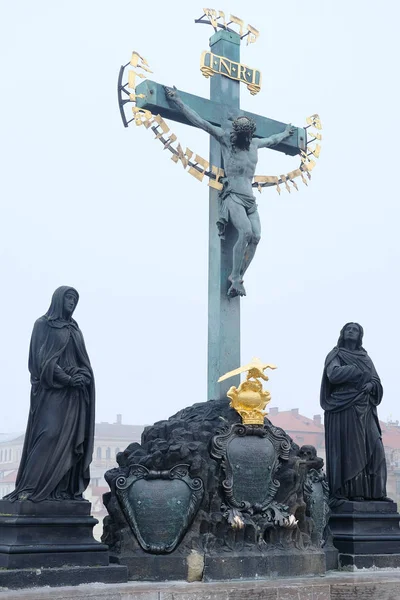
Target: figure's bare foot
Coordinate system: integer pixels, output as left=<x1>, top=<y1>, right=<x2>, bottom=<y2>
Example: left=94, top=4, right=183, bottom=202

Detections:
left=227, top=277, right=246, bottom=297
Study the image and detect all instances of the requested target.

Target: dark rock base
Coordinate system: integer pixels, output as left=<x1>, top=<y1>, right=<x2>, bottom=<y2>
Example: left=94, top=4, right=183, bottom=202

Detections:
left=0, top=565, right=128, bottom=590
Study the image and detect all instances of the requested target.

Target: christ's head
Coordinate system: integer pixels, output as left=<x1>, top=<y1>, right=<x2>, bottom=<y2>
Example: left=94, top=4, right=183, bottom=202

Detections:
left=230, top=116, right=256, bottom=151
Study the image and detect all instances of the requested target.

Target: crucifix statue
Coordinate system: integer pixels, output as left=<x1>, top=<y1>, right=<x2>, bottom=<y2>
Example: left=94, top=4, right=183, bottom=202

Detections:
left=118, top=14, right=316, bottom=401
left=164, top=86, right=295, bottom=298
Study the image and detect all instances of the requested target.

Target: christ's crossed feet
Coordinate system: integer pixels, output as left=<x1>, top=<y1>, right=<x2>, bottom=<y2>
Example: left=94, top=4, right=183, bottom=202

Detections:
left=228, top=276, right=246, bottom=298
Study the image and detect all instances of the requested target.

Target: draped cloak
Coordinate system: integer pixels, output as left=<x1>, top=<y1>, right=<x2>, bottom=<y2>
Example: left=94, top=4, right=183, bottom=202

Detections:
left=320, top=346, right=386, bottom=500
left=217, top=179, right=257, bottom=239
left=5, top=287, right=95, bottom=502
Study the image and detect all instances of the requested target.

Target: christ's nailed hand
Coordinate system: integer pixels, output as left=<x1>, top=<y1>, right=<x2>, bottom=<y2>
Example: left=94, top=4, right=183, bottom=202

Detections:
left=164, top=85, right=179, bottom=102
left=285, top=123, right=296, bottom=137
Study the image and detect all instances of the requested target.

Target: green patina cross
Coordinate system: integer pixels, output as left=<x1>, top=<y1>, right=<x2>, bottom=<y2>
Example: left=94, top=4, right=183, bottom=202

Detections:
left=134, top=30, right=307, bottom=400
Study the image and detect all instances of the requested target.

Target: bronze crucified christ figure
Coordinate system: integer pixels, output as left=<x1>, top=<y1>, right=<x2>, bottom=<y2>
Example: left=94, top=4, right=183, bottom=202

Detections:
left=165, top=85, right=295, bottom=297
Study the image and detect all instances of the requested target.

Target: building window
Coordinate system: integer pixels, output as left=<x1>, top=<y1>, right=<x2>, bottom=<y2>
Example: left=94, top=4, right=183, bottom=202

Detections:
left=96, top=447, right=102, bottom=459
left=106, top=447, right=111, bottom=460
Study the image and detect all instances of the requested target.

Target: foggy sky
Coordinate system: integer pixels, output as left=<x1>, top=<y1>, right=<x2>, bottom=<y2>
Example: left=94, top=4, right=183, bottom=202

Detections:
left=1, top=1, right=399, bottom=433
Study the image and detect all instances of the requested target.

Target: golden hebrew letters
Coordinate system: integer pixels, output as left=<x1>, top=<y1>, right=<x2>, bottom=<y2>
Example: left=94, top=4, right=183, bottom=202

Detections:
left=280, top=175, right=291, bottom=193
left=308, top=144, right=321, bottom=159
left=286, top=169, right=302, bottom=180
left=208, top=166, right=225, bottom=190
left=229, top=14, right=244, bottom=37
left=309, top=130, right=322, bottom=141
left=163, top=133, right=177, bottom=150
left=306, top=114, right=322, bottom=130
left=188, top=154, right=209, bottom=182
left=130, top=51, right=153, bottom=73
left=128, top=70, right=145, bottom=90
left=253, top=175, right=279, bottom=193
left=171, top=144, right=193, bottom=169
left=203, top=8, right=218, bottom=29
left=247, top=25, right=259, bottom=45
left=129, top=93, right=145, bottom=101
left=152, top=114, right=170, bottom=139
left=300, top=171, right=308, bottom=185
left=198, top=9, right=260, bottom=42
left=132, top=106, right=153, bottom=127
left=122, top=46, right=322, bottom=196
left=218, top=10, right=226, bottom=27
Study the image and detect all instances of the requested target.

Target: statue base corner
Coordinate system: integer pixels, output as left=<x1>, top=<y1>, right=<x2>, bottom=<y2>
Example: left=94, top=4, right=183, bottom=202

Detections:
left=0, top=499, right=128, bottom=586
left=329, top=500, right=400, bottom=564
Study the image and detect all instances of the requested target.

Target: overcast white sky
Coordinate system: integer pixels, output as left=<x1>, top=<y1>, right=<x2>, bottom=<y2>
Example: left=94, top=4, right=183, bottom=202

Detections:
left=1, top=1, right=399, bottom=433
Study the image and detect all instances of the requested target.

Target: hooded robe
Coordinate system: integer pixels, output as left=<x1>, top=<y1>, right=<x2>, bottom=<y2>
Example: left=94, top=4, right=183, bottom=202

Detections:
left=320, top=340, right=386, bottom=501
left=5, top=287, right=95, bottom=502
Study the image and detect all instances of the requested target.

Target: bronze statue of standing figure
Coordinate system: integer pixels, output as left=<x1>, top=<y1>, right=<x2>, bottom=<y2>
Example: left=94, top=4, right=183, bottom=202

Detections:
left=5, top=287, right=95, bottom=502
left=320, top=323, right=388, bottom=503
left=165, top=85, right=295, bottom=298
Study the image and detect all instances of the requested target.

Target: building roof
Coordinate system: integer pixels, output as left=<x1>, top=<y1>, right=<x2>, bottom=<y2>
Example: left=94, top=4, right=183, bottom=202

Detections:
left=380, top=421, right=400, bottom=452
left=0, top=433, right=24, bottom=444
left=94, top=422, right=144, bottom=441
left=268, top=408, right=400, bottom=454
left=0, top=416, right=144, bottom=448
left=269, top=408, right=324, bottom=433
left=0, top=470, right=18, bottom=483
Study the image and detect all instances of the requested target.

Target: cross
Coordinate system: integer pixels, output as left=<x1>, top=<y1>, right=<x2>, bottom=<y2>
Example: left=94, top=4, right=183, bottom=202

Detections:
left=132, top=30, right=307, bottom=401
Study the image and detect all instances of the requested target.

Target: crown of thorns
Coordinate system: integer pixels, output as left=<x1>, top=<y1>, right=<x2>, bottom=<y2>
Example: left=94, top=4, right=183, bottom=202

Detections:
left=232, top=116, right=256, bottom=134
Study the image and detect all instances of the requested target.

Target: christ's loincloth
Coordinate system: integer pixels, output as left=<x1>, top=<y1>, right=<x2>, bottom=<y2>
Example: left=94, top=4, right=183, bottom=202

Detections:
left=217, top=181, right=257, bottom=239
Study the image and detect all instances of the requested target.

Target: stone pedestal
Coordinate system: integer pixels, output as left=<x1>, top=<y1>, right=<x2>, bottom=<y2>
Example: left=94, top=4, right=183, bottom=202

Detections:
left=112, top=548, right=326, bottom=582
left=329, top=500, right=400, bottom=569
left=0, top=499, right=127, bottom=586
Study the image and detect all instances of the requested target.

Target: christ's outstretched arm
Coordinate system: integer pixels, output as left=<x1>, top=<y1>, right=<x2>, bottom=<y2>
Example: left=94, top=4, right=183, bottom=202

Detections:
left=255, top=123, right=296, bottom=149
left=164, top=86, right=224, bottom=142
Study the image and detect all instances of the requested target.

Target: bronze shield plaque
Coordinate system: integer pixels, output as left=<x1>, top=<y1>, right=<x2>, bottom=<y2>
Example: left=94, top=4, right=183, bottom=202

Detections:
left=116, top=464, right=203, bottom=554
left=227, top=435, right=275, bottom=506
left=211, top=423, right=291, bottom=513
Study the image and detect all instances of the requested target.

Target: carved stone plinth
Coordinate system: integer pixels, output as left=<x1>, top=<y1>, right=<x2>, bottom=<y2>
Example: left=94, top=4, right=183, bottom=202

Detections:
left=203, top=549, right=325, bottom=580
left=103, top=399, right=331, bottom=581
left=0, top=499, right=127, bottom=585
left=329, top=500, right=400, bottom=569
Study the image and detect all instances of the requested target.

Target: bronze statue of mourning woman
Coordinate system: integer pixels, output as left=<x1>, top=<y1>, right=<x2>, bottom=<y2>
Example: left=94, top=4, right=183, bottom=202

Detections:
left=320, top=322, right=388, bottom=503
left=5, top=286, right=95, bottom=503
left=321, top=324, right=400, bottom=567
left=0, top=289, right=128, bottom=581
